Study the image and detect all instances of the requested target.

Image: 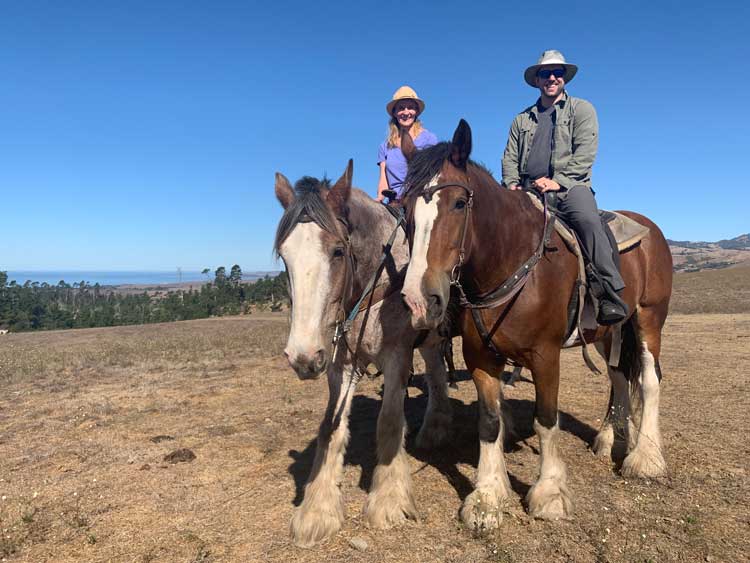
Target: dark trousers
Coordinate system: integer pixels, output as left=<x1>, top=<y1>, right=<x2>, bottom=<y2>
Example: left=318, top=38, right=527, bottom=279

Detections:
left=556, top=186, right=625, bottom=292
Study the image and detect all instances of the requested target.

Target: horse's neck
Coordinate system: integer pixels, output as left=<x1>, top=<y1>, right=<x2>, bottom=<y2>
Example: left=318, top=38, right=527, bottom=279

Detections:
left=465, top=186, right=544, bottom=292
left=348, top=191, right=408, bottom=290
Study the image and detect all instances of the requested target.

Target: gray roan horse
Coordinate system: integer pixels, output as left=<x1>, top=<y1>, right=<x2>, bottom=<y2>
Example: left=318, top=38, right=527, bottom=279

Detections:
left=274, top=161, right=453, bottom=547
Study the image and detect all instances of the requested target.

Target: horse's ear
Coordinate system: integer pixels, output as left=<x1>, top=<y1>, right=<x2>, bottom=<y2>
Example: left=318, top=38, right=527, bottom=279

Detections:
left=275, top=172, right=295, bottom=209
left=328, top=159, right=353, bottom=215
left=401, top=131, right=417, bottom=162
left=450, top=119, right=472, bottom=169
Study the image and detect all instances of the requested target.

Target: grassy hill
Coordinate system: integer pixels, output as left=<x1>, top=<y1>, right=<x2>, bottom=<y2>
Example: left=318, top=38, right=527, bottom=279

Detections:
left=669, top=233, right=750, bottom=272
left=670, top=265, right=750, bottom=314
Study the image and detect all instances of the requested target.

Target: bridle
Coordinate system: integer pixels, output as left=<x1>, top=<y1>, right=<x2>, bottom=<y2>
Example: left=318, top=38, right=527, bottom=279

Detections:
left=415, top=178, right=556, bottom=362
left=420, top=181, right=475, bottom=286
left=295, top=208, right=407, bottom=385
left=417, top=180, right=554, bottom=309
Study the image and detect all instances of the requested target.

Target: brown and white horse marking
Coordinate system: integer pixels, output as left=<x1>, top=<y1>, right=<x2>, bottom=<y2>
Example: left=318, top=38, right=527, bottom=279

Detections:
left=400, top=121, right=673, bottom=529
left=274, top=162, right=453, bottom=547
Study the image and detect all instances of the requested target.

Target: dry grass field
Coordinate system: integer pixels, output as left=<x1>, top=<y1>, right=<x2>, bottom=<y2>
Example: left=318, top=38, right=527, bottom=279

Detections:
left=1, top=300, right=749, bottom=561
left=670, top=266, right=750, bottom=314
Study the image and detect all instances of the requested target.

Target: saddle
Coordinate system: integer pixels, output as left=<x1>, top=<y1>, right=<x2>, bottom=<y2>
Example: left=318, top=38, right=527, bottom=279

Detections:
left=525, top=191, right=650, bottom=368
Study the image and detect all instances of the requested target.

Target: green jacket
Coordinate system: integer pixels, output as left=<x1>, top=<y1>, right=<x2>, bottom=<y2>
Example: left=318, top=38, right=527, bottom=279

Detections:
left=501, top=91, right=598, bottom=190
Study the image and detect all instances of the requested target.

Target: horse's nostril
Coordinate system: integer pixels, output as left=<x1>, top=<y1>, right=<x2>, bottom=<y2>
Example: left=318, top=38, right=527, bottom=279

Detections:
left=313, top=349, right=326, bottom=369
left=429, top=294, right=442, bottom=309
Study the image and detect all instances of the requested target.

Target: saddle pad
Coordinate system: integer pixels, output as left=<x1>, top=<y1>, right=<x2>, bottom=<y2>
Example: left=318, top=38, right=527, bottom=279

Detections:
left=605, top=212, right=651, bottom=252
left=525, top=193, right=650, bottom=253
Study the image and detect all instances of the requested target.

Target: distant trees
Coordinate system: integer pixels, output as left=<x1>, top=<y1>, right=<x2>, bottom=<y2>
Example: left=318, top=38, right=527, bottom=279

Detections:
left=229, top=264, right=242, bottom=286
left=0, top=268, right=289, bottom=333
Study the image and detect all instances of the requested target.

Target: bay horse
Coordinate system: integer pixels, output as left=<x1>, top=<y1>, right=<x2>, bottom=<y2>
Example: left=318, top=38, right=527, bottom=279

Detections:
left=274, top=161, right=453, bottom=547
left=400, top=120, right=672, bottom=529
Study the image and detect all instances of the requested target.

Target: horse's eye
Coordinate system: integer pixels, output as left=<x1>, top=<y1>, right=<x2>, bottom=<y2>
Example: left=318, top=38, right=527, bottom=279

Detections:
left=455, top=199, right=467, bottom=210
left=332, top=247, right=345, bottom=258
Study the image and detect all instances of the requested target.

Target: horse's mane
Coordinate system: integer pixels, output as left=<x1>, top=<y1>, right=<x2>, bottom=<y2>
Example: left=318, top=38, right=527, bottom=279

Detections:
left=402, top=142, right=496, bottom=198
left=273, top=176, right=338, bottom=257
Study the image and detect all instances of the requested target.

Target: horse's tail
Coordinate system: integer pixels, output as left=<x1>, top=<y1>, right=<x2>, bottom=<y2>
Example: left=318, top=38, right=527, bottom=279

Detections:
left=617, top=310, right=642, bottom=383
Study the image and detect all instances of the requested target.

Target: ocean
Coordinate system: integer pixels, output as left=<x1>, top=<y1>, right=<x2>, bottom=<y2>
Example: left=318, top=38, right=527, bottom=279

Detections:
left=4, top=270, right=278, bottom=287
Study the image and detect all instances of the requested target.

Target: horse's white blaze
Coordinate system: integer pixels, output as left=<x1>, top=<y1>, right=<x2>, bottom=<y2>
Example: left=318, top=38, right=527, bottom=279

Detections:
left=280, top=223, right=330, bottom=360
left=403, top=181, right=441, bottom=318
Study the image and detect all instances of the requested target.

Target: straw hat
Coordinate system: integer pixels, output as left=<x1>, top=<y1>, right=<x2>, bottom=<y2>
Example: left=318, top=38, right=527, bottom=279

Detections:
left=524, top=50, right=578, bottom=87
left=386, top=85, right=425, bottom=116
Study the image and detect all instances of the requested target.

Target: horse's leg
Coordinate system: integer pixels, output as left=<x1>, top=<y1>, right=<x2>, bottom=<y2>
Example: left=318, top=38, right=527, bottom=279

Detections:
left=416, top=344, right=453, bottom=450
left=364, top=349, right=418, bottom=527
left=460, top=360, right=512, bottom=532
left=593, top=340, right=630, bottom=459
left=526, top=350, right=573, bottom=520
left=290, top=361, right=354, bottom=547
left=622, top=309, right=667, bottom=478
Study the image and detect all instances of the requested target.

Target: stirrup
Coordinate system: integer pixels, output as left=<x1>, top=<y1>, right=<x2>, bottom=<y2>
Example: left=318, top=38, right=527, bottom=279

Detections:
left=597, top=298, right=628, bottom=326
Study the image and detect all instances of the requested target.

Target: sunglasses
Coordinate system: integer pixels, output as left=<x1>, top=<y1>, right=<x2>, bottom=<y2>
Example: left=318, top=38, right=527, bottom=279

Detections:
left=537, top=67, right=565, bottom=80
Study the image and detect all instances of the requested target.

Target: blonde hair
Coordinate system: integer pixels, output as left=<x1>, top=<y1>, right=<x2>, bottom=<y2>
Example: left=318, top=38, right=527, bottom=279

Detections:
left=387, top=118, right=424, bottom=148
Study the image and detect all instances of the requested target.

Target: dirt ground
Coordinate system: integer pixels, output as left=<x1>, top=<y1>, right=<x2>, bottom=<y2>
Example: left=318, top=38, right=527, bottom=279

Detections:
left=0, top=313, right=748, bottom=562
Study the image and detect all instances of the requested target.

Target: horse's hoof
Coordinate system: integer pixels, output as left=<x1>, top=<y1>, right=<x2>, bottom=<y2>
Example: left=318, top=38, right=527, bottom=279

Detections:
left=363, top=491, right=418, bottom=529
left=290, top=497, right=344, bottom=548
left=621, top=447, right=666, bottom=479
left=460, top=488, right=508, bottom=533
left=526, top=478, right=573, bottom=521
left=592, top=426, right=614, bottom=458
left=363, top=500, right=417, bottom=529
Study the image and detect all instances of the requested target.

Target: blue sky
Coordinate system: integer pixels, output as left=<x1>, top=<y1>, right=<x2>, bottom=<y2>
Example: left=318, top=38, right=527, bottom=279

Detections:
left=1, top=0, right=747, bottom=271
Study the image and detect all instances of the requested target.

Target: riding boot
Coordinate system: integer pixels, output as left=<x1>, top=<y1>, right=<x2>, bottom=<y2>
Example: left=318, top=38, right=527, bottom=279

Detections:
left=586, top=265, right=628, bottom=326
left=597, top=289, right=628, bottom=326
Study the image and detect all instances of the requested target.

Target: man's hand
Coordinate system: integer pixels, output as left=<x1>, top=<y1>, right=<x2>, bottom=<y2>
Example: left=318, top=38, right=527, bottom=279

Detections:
left=532, top=177, right=561, bottom=192
left=508, top=183, right=522, bottom=191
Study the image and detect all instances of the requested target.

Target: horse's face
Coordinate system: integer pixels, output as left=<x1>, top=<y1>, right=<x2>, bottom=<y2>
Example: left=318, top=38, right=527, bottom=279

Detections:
left=274, top=163, right=353, bottom=380
left=402, top=169, right=472, bottom=329
left=279, top=223, right=350, bottom=379
left=402, top=120, right=473, bottom=330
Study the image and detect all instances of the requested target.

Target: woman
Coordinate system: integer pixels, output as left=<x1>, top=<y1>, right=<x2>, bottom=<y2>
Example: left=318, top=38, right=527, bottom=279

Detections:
left=377, top=86, right=437, bottom=202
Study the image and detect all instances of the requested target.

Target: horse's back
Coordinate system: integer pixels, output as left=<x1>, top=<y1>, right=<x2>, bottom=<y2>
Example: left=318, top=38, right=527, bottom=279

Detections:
left=615, top=210, right=672, bottom=310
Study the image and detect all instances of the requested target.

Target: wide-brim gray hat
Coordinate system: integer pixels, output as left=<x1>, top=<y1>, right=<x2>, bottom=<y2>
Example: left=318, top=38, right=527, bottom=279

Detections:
left=524, top=50, right=578, bottom=87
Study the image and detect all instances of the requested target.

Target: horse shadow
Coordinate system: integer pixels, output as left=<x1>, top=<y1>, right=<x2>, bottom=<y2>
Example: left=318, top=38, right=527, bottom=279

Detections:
left=287, top=373, right=598, bottom=507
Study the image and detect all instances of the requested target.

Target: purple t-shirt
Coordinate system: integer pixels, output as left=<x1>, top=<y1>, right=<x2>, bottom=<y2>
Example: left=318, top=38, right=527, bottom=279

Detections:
left=377, top=129, right=438, bottom=198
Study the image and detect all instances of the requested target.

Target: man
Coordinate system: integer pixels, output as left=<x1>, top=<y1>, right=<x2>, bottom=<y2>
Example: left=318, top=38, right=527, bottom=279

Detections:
left=501, top=50, right=627, bottom=325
